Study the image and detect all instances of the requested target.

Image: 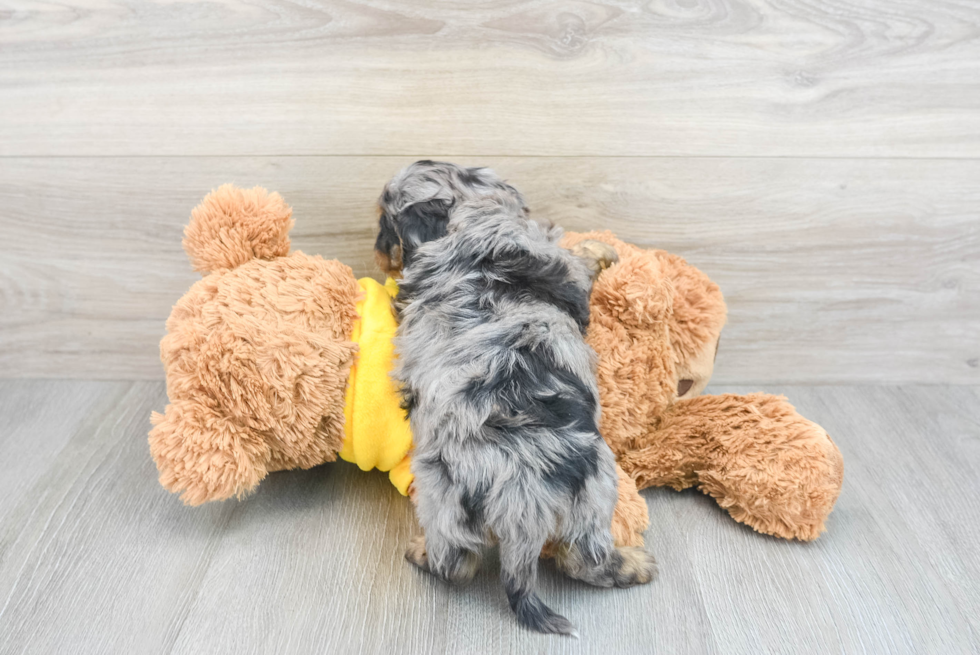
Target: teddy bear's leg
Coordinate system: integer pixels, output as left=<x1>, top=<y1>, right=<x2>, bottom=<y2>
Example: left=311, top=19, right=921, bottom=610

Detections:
left=619, top=393, right=843, bottom=541
left=149, top=405, right=273, bottom=506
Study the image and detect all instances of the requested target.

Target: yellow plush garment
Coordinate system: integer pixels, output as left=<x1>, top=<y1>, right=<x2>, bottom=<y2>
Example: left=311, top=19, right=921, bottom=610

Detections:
left=340, top=277, right=414, bottom=495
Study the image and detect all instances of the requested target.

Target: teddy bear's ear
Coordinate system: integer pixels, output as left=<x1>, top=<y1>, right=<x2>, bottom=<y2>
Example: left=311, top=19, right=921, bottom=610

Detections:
left=183, top=184, right=294, bottom=274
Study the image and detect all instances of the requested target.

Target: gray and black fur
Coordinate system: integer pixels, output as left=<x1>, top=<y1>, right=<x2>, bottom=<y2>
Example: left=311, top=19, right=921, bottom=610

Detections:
left=375, top=160, right=529, bottom=276
left=377, top=161, right=656, bottom=636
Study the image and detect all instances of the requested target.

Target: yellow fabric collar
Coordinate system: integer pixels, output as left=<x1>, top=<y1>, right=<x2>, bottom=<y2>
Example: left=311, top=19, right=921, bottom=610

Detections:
left=340, top=278, right=413, bottom=495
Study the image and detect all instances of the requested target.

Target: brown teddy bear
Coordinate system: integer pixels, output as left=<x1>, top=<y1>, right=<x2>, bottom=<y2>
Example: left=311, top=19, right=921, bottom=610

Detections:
left=149, top=185, right=843, bottom=544
left=561, top=231, right=844, bottom=541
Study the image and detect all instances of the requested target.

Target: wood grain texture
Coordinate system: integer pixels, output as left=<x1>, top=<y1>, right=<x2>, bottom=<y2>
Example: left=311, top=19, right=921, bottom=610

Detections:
left=1, top=156, right=977, bottom=383
left=0, top=381, right=978, bottom=654
left=1, top=0, right=979, bottom=157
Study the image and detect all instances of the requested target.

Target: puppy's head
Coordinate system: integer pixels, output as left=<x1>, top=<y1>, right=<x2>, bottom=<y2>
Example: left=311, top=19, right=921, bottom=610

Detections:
left=375, top=160, right=528, bottom=275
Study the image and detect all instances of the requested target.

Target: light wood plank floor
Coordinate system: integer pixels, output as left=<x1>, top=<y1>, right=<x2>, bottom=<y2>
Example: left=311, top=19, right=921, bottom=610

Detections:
left=1, top=380, right=977, bottom=654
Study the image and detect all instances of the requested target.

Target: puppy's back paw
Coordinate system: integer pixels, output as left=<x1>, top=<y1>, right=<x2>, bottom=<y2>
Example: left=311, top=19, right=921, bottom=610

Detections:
left=614, top=546, right=658, bottom=587
left=405, top=535, right=429, bottom=571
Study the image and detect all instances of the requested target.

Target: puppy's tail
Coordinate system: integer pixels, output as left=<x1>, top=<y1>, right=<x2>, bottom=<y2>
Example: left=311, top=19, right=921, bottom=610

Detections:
left=500, top=538, right=577, bottom=637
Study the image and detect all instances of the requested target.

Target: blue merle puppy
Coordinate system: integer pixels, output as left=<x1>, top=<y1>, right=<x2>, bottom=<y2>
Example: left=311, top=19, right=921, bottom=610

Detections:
left=376, top=161, right=656, bottom=637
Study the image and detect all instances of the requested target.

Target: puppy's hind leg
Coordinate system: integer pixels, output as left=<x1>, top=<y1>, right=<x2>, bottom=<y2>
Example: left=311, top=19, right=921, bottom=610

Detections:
left=555, top=530, right=657, bottom=588
left=404, top=534, right=431, bottom=571
left=405, top=531, right=482, bottom=585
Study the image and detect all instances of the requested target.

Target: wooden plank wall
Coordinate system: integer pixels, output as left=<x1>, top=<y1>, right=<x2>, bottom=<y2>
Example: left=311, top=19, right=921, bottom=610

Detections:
left=1, top=0, right=978, bottom=383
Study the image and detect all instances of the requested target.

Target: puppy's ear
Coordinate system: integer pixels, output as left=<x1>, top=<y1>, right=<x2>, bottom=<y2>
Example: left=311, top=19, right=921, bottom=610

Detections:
left=375, top=211, right=403, bottom=275
left=393, top=198, right=453, bottom=269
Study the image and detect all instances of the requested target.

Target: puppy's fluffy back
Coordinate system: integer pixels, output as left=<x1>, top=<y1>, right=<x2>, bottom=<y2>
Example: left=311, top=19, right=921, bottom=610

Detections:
left=395, top=198, right=619, bottom=636
left=394, top=198, right=598, bottom=440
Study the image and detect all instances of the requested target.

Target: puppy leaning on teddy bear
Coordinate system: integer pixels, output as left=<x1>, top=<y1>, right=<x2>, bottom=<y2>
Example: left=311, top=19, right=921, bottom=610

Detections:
left=376, top=161, right=657, bottom=635
left=148, top=161, right=844, bottom=631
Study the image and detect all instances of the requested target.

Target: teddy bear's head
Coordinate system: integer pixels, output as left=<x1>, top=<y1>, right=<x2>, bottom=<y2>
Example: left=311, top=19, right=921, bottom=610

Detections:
left=150, top=185, right=361, bottom=505
left=653, top=249, right=727, bottom=399
left=561, top=231, right=727, bottom=456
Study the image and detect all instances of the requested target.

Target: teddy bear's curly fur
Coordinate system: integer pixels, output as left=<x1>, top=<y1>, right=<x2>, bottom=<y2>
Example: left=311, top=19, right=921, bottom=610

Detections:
left=563, top=231, right=844, bottom=541
left=149, top=186, right=362, bottom=506
left=150, top=185, right=843, bottom=542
